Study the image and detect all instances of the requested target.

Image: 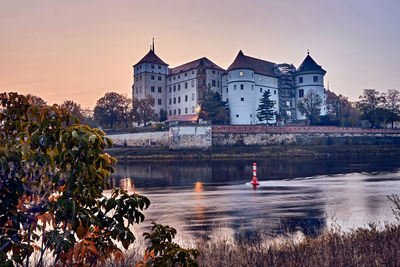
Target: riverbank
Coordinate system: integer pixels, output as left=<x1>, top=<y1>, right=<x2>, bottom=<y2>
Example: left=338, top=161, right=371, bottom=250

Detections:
left=107, top=144, right=400, bottom=162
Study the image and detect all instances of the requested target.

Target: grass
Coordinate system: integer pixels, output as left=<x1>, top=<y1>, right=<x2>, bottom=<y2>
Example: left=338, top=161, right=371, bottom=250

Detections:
left=108, top=223, right=400, bottom=267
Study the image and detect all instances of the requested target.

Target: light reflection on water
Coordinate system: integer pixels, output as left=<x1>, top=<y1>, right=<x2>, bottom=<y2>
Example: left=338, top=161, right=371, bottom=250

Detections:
left=109, top=158, right=400, bottom=240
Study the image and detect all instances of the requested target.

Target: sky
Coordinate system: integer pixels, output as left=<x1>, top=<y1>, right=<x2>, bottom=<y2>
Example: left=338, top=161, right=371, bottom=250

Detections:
left=1, top=0, right=399, bottom=109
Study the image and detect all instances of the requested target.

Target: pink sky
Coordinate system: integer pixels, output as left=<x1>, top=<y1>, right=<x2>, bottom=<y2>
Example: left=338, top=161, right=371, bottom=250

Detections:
left=1, top=0, right=399, bottom=108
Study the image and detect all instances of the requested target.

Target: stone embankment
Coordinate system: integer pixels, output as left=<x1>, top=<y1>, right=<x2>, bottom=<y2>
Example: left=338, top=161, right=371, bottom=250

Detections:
left=108, top=125, right=400, bottom=149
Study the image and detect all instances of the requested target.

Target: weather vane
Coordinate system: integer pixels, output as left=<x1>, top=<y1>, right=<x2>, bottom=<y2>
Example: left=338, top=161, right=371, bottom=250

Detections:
left=307, top=49, right=310, bottom=55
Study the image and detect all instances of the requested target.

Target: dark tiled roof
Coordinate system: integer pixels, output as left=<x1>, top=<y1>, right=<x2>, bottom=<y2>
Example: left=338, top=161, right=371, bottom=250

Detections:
left=227, top=50, right=276, bottom=77
left=169, top=57, right=224, bottom=75
left=297, top=54, right=326, bottom=74
left=133, top=49, right=168, bottom=67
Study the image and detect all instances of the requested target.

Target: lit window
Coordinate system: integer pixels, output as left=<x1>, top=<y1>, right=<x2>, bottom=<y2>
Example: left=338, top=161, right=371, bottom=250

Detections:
left=259, top=77, right=262, bottom=81
left=239, top=71, right=244, bottom=76
left=273, top=79, right=277, bottom=84
left=229, top=74, right=232, bottom=78
left=226, top=77, right=229, bottom=81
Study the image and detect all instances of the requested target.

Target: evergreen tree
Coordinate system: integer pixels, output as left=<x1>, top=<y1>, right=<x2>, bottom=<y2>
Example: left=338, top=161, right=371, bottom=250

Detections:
left=199, top=88, right=229, bottom=124
left=256, top=90, right=275, bottom=124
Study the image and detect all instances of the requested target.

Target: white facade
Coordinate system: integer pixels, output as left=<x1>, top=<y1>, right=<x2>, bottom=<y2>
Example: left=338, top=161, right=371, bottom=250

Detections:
left=295, top=72, right=327, bottom=120
left=224, top=69, right=279, bottom=125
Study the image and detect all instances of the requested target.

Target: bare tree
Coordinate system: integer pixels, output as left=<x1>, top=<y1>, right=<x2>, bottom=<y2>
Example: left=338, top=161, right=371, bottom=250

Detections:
left=297, top=90, right=323, bottom=125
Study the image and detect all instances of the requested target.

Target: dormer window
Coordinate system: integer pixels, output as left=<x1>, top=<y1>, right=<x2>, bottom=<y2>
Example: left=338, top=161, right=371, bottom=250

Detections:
left=299, top=77, right=303, bottom=83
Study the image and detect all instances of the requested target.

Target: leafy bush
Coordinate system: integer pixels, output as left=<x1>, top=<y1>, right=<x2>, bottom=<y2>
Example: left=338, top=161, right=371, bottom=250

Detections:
left=0, top=93, right=150, bottom=266
left=137, top=222, right=200, bottom=267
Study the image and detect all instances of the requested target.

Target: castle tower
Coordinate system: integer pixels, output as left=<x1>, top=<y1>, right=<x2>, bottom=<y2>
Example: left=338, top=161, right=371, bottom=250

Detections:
left=225, top=50, right=279, bottom=125
left=294, top=53, right=327, bottom=120
left=132, top=46, right=168, bottom=118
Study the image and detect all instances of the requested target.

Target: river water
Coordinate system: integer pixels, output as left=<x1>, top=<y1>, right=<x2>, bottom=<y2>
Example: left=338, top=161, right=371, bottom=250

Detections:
left=110, top=157, right=400, bottom=240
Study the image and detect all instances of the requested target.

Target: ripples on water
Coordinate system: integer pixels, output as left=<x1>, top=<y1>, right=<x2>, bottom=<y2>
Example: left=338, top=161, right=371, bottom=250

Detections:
left=109, top=158, right=400, bottom=240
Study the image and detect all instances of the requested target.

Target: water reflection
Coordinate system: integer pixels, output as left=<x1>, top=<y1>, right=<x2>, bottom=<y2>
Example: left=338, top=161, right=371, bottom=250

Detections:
left=110, top=157, right=400, bottom=240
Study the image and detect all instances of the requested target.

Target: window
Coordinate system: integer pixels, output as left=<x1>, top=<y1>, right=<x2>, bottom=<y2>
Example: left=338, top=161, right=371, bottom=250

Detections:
left=169, top=98, right=172, bottom=105
left=251, top=73, right=254, bottom=77
left=226, top=88, right=228, bottom=93
left=173, top=85, right=176, bottom=92
left=178, top=84, right=181, bottom=91
left=178, top=75, right=180, bottom=79
left=286, top=110, right=291, bottom=116
left=226, top=77, right=229, bottom=81
left=185, top=82, right=188, bottom=89
left=212, top=80, right=216, bottom=86
left=191, top=93, right=195, bottom=100
left=158, top=87, right=162, bottom=93
left=234, top=85, right=237, bottom=90
left=218, top=81, right=220, bottom=87
left=151, top=75, right=155, bottom=80
left=299, top=77, right=303, bottom=83
left=178, top=97, right=181, bottom=103
left=236, top=114, right=239, bottom=118
left=185, top=73, right=187, bottom=77
left=212, top=70, right=215, bottom=74
left=313, top=76, right=318, bottom=82
left=266, top=78, right=270, bottom=83
left=241, top=97, right=244, bottom=101
left=151, top=64, right=154, bottom=69
left=274, top=90, right=276, bottom=95
left=192, top=106, right=195, bottom=113
left=158, top=65, right=161, bottom=69
left=185, top=95, right=188, bottom=102
left=259, top=77, right=262, bottom=81
left=185, top=108, right=188, bottom=114
left=158, top=76, right=162, bottom=81
left=173, top=97, right=176, bottom=104
left=136, top=88, right=138, bottom=94
left=192, top=70, right=194, bottom=74
left=240, top=84, right=244, bottom=90
left=191, top=80, right=194, bottom=87
left=286, top=101, right=291, bottom=107
left=178, top=109, right=181, bottom=115
left=239, top=71, right=244, bottom=76
left=229, top=73, right=232, bottom=78
left=250, top=114, right=252, bottom=117
left=151, top=86, right=155, bottom=92
left=273, top=79, right=276, bottom=84
left=169, top=110, right=172, bottom=115
left=174, top=109, right=176, bottom=115
left=299, top=89, right=304, bottom=98
left=173, top=76, right=176, bottom=80
left=169, top=78, right=171, bottom=81
left=169, top=87, right=171, bottom=92
left=251, top=85, right=254, bottom=90
left=158, top=99, right=162, bottom=105
left=260, top=88, right=262, bottom=92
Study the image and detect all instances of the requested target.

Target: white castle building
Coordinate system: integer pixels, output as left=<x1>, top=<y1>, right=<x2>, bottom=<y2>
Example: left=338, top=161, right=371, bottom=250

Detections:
left=132, top=46, right=327, bottom=125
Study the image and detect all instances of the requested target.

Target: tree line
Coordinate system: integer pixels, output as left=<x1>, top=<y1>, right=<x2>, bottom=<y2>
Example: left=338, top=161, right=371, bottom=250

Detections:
left=25, top=87, right=400, bottom=129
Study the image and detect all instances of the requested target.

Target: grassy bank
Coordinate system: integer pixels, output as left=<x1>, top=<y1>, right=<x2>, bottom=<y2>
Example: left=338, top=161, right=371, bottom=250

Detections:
left=110, top=223, right=400, bottom=267
left=107, top=144, right=400, bottom=162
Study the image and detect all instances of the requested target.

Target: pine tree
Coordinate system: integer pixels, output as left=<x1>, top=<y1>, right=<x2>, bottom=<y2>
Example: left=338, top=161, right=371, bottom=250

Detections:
left=257, top=90, right=275, bottom=124
left=199, top=88, right=229, bottom=124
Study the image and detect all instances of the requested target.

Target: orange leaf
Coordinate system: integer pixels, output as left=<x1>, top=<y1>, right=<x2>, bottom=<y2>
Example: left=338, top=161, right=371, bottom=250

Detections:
left=76, top=223, right=86, bottom=239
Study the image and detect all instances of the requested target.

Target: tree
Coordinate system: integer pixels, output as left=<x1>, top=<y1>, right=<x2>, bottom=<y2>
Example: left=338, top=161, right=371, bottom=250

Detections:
left=326, top=91, right=347, bottom=123
left=61, top=100, right=85, bottom=122
left=382, top=89, right=400, bottom=128
left=199, top=89, right=229, bottom=124
left=0, top=92, right=149, bottom=266
left=159, top=109, right=168, bottom=122
left=356, top=89, right=385, bottom=127
left=94, top=92, right=131, bottom=129
left=297, top=90, right=323, bottom=125
left=26, top=94, right=47, bottom=106
left=256, top=90, right=275, bottom=124
left=132, top=95, right=156, bottom=126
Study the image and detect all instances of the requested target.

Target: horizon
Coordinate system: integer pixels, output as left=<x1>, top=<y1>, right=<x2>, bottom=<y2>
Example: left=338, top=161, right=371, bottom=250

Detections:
left=1, top=0, right=399, bottom=109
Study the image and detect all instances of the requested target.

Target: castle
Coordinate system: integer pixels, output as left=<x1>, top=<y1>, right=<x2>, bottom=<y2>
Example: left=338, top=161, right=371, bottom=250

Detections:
left=132, top=44, right=327, bottom=125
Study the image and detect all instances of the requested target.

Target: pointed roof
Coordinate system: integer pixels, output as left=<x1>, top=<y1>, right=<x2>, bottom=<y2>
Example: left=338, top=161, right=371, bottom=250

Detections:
left=297, top=54, right=326, bottom=74
left=227, top=50, right=276, bottom=77
left=133, top=49, right=168, bottom=67
left=169, top=57, right=224, bottom=75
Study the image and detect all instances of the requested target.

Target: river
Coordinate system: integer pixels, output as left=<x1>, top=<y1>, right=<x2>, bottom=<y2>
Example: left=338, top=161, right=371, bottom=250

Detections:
left=109, top=157, right=400, bottom=241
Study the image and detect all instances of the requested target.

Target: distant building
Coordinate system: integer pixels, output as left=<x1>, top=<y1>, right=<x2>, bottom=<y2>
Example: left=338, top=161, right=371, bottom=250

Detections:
left=132, top=45, right=327, bottom=125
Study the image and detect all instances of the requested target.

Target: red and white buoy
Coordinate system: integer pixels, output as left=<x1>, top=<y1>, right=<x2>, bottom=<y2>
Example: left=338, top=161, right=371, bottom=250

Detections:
left=250, top=163, right=259, bottom=185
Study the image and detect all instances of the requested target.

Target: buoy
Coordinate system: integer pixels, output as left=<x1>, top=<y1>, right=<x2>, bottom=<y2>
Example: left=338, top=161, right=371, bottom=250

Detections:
left=250, top=163, right=259, bottom=185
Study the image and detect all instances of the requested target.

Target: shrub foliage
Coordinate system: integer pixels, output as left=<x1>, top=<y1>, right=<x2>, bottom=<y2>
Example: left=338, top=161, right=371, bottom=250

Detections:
left=0, top=93, right=149, bottom=266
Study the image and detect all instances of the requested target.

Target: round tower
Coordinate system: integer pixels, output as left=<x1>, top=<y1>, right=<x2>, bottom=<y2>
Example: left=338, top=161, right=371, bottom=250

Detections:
left=295, top=52, right=327, bottom=120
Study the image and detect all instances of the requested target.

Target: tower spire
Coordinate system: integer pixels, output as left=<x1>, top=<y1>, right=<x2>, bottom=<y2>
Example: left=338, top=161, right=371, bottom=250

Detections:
left=152, top=38, right=155, bottom=52
left=307, top=49, right=310, bottom=55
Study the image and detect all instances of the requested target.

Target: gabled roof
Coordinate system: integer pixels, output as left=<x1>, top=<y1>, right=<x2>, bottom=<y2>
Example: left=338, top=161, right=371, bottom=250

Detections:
left=297, top=54, right=326, bottom=74
left=133, top=49, right=168, bottom=67
left=227, top=50, right=276, bottom=77
left=169, top=57, right=224, bottom=76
